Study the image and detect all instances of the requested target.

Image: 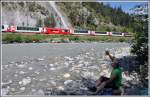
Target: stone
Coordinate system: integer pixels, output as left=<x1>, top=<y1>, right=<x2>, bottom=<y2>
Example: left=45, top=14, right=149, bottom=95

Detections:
left=28, top=67, right=33, bottom=70
left=37, top=58, right=44, bottom=61
left=39, top=78, right=46, bottom=82
left=31, top=89, right=36, bottom=92
left=20, top=87, right=25, bottom=91
left=36, top=89, right=44, bottom=95
left=63, top=73, right=71, bottom=78
left=50, top=68, right=56, bottom=71
left=50, top=81, right=56, bottom=86
left=11, top=88, right=15, bottom=92
left=64, top=80, right=73, bottom=85
left=49, top=64, right=54, bottom=67
left=35, top=71, right=40, bottom=75
left=57, top=86, right=64, bottom=91
left=19, top=77, right=31, bottom=86
left=81, top=72, right=94, bottom=78
left=80, top=87, right=88, bottom=90
left=2, top=80, right=12, bottom=87
left=14, top=74, right=18, bottom=77
left=64, top=56, right=74, bottom=61
left=64, top=62, right=69, bottom=67
left=17, top=64, right=25, bottom=68
left=19, top=71, right=26, bottom=74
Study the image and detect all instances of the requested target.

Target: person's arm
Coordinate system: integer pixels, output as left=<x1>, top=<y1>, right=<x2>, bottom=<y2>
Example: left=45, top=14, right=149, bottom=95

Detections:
left=105, top=51, right=115, bottom=61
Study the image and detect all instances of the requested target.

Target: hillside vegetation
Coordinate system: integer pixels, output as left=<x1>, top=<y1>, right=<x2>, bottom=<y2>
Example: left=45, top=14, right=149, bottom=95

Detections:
left=56, top=2, right=134, bottom=34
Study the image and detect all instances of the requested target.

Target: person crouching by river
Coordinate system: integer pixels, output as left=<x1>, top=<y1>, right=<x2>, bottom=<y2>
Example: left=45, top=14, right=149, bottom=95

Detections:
left=94, top=50, right=122, bottom=95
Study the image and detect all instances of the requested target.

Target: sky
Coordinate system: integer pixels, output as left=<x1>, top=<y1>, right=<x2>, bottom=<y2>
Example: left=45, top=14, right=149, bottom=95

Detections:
left=103, top=1, right=148, bottom=14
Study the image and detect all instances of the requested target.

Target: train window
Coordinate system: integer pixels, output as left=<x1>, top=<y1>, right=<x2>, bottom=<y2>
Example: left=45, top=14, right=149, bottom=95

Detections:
left=81, top=30, right=88, bottom=33
left=112, top=32, right=122, bottom=35
left=95, top=32, right=107, bottom=34
left=36, top=28, right=39, bottom=31
left=74, top=30, right=88, bottom=33
left=32, top=28, right=34, bottom=31
left=2, top=25, right=4, bottom=29
left=24, top=27, right=26, bottom=30
left=62, top=29, right=68, bottom=32
left=26, top=27, right=28, bottom=30
left=29, top=27, right=32, bottom=30
left=17, top=26, right=21, bottom=30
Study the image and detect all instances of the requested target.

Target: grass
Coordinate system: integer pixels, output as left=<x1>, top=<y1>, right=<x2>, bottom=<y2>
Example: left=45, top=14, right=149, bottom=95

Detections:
left=2, top=33, right=133, bottom=43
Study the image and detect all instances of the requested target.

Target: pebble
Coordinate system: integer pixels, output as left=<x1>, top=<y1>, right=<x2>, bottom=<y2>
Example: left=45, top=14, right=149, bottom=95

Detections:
left=20, top=87, right=25, bottom=91
left=50, top=68, right=56, bottom=71
left=122, top=73, right=132, bottom=81
left=80, top=87, right=88, bottom=90
left=14, top=74, right=18, bottom=77
left=19, top=77, right=31, bottom=86
left=11, top=88, right=15, bottom=92
left=39, top=78, right=46, bottom=82
left=2, top=80, right=12, bottom=87
left=31, top=89, right=36, bottom=92
left=81, top=72, right=94, bottom=78
left=49, top=64, right=54, bottom=67
left=19, top=71, right=26, bottom=74
left=78, top=64, right=84, bottom=67
left=64, top=62, right=69, bottom=67
left=64, top=56, right=74, bottom=61
left=28, top=67, right=33, bottom=70
left=35, top=71, right=40, bottom=75
left=63, top=73, right=71, bottom=78
left=83, top=62, right=89, bottom=66
left=36, top=89, right=44, bottom=95
left=64, top=80, right=73, bottom=85
left=17, top=64, right=25, bottom=68
left=50, top=81, right=56, bottom=86
left=4, top=65, right=8, bottom=69
left=37, top=58, right=44, bottom=61
left=57, top=86, right=64, bottom=91
left=43, top=69, right=46, bottom=72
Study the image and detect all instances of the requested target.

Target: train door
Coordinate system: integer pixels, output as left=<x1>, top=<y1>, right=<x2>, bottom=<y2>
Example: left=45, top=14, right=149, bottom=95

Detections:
left=107, top=32, right=112, bottom=36
left=90, top=31, right=95, bottom=35
left=42, top=27, right=47, bottom=34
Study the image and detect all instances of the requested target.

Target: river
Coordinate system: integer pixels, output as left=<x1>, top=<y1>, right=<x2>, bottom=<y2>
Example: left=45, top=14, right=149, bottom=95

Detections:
left=2, top=42, right=145, bottom=95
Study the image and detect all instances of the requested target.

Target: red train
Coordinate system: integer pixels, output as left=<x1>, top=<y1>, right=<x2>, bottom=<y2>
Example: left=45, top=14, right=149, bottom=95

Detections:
left=2, top=24, right=130, bottom=37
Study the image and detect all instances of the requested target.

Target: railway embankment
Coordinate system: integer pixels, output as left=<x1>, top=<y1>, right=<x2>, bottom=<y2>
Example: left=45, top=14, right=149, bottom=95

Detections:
left=2, top=33, right=132, bottom=44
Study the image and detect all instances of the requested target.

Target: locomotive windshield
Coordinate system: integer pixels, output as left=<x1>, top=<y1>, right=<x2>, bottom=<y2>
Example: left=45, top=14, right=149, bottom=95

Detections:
left=2, top=25, right=4, bottom=29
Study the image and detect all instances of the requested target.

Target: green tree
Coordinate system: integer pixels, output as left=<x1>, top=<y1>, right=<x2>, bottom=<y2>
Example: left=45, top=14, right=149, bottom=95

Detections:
left=131, top=4, right=148, bottom=85
left=36, top=19, right=42, bottom=27
left=44, top=14, right=56, bottom=27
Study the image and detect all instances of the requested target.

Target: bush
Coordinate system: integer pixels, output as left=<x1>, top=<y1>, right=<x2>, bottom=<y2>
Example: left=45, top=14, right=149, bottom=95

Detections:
left=15, top=35, right=23, bottom=43
left=118, top=38, right=125, bottom=42
left=68, top=36, right=79, bottom=41
left=2, top=34, right=22, bottom=43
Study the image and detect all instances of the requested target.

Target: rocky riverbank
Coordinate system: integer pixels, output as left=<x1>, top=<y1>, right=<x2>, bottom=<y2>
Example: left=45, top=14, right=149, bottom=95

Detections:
left=2, top=43, right=148, bottom=95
